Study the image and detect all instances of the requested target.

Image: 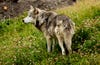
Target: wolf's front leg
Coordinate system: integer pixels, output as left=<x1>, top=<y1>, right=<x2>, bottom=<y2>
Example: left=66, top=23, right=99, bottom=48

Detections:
left=46, top=37, right=51, bottom=52
left=52, top=38, right=55, bottom=51
left=44, top=34, right=51, bottom=53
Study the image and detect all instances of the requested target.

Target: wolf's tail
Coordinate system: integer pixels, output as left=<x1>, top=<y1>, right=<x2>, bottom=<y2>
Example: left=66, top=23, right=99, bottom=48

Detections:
left=70, top=20, right=75, bottom=34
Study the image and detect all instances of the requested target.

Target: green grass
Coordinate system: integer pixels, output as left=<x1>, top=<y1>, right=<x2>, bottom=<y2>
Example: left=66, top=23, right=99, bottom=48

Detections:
left=56, top=0, right=100, bottom=26
left=0, top=0, right=100, bottom=65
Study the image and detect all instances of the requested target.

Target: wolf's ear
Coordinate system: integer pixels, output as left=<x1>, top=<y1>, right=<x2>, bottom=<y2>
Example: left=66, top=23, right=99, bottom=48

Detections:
left=34, top=7, right=39, bottom=15
left=30, top=5, right=33, bottom=9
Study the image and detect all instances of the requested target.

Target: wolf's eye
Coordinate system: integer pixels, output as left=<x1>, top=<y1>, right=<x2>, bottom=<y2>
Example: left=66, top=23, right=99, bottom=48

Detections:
left=29, top=15, right=31, bottom=17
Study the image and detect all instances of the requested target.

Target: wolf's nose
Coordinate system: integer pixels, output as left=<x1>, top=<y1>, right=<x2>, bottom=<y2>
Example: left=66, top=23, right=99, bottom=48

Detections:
left=22, top=20, right=24, bottom=22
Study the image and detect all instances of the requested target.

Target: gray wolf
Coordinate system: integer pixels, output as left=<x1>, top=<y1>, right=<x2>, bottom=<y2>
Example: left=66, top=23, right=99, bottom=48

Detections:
left=23, top=6, right=75, bottom=55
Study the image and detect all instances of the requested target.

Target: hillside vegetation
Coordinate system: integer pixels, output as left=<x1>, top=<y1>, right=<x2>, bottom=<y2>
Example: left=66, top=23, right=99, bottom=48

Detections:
left=0, top=0, right=100, bottom=65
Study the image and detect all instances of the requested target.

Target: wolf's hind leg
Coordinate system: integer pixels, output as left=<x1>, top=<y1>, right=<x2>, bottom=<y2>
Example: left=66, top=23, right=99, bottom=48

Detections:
left=64, top=32, right=72, bottom=54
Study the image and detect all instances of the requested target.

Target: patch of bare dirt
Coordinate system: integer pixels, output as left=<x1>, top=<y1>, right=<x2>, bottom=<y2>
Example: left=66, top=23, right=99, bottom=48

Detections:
left=0, top=0, right=76, bottom=19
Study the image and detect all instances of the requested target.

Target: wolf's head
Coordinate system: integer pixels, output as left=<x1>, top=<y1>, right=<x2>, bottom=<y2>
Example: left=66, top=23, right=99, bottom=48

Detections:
left=23, top=6, right=42, bottom=25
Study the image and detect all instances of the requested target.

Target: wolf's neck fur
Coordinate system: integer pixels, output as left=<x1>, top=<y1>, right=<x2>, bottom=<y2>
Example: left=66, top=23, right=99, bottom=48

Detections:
left=35, top=10, right=57, bottom=32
